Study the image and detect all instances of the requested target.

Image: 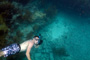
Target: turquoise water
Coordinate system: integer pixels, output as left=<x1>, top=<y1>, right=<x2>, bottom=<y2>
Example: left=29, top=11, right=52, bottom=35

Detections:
left=0, top=0, right=90, bottom=60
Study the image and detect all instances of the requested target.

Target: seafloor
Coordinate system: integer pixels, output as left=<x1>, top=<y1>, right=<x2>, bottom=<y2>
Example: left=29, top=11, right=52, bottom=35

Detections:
left=0, top=0, right=90, bottom=60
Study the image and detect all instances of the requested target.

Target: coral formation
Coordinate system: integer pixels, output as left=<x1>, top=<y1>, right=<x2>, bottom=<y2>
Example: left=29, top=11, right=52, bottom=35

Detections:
left=0, top=1, right=21, bottom=49
left=12, top=30, right=24, bottom=43
left=21, top=10, right=33, bottom=23
left=0, top=15, right=8, bottom=49
left=0, top=1, right=19, bottom=28
left=33, top=23, right=40, bottom=31
left=26, top=31, right=34, bottom=40
left=32, top=11, right=46, bottom=20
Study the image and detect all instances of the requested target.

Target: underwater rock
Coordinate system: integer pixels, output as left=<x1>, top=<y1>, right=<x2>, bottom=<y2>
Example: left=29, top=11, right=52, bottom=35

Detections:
left=0, top=1, right=24, bottom=49
left=21, top=10, right=33, bottom=23
left=0, top=15, right=8, bottom=34
left=52, top=47, right=69, bottom=57
left=33, top=23, right=40, bottom=31
left=32, top=11, right=46, bottom=20
left=0, top=15, right=8, bottom=49
left=26, top=31, right=34, bottom=40
left=8, top=0, right=33, bottom=6
left=0, top=1, right=20, bottom=28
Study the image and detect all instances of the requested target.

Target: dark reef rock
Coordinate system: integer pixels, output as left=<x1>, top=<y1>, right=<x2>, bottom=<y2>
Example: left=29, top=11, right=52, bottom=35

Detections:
left=8, top=0, right=33, bottom=6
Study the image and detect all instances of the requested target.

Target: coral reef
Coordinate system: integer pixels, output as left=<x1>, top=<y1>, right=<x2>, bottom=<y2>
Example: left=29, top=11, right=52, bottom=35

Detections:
left=32, top=11, right=46, bottom=20
left=33, top=23, right=41, bottom=31
left=20, top=10, right=33, bottom=23
left=0, top=0, right=6, bottom=2
left=8, top=0, right=32, bottom=6
left=0, top=1, right=21, bottom=49
left=0, top=15, right=8, bottom=49
left=0, top=1, right=20, bottom=28
left=26, top=31, right=34, bottom=40
left=12, top=30, right=24, bottom=43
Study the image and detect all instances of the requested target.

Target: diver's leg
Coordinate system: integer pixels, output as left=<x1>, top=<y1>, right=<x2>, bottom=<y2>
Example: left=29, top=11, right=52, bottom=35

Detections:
left=1, top=43, right=21, bottom=57
left=0, top=50, right=5, bottom=57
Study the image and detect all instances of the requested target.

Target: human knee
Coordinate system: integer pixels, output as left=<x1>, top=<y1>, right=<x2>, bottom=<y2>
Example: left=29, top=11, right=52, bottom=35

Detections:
left=0, top=51, right=4, bottom=57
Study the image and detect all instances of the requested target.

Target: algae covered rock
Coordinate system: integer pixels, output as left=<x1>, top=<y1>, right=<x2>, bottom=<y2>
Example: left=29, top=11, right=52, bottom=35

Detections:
left=0, top=15, right=8, bottom=49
